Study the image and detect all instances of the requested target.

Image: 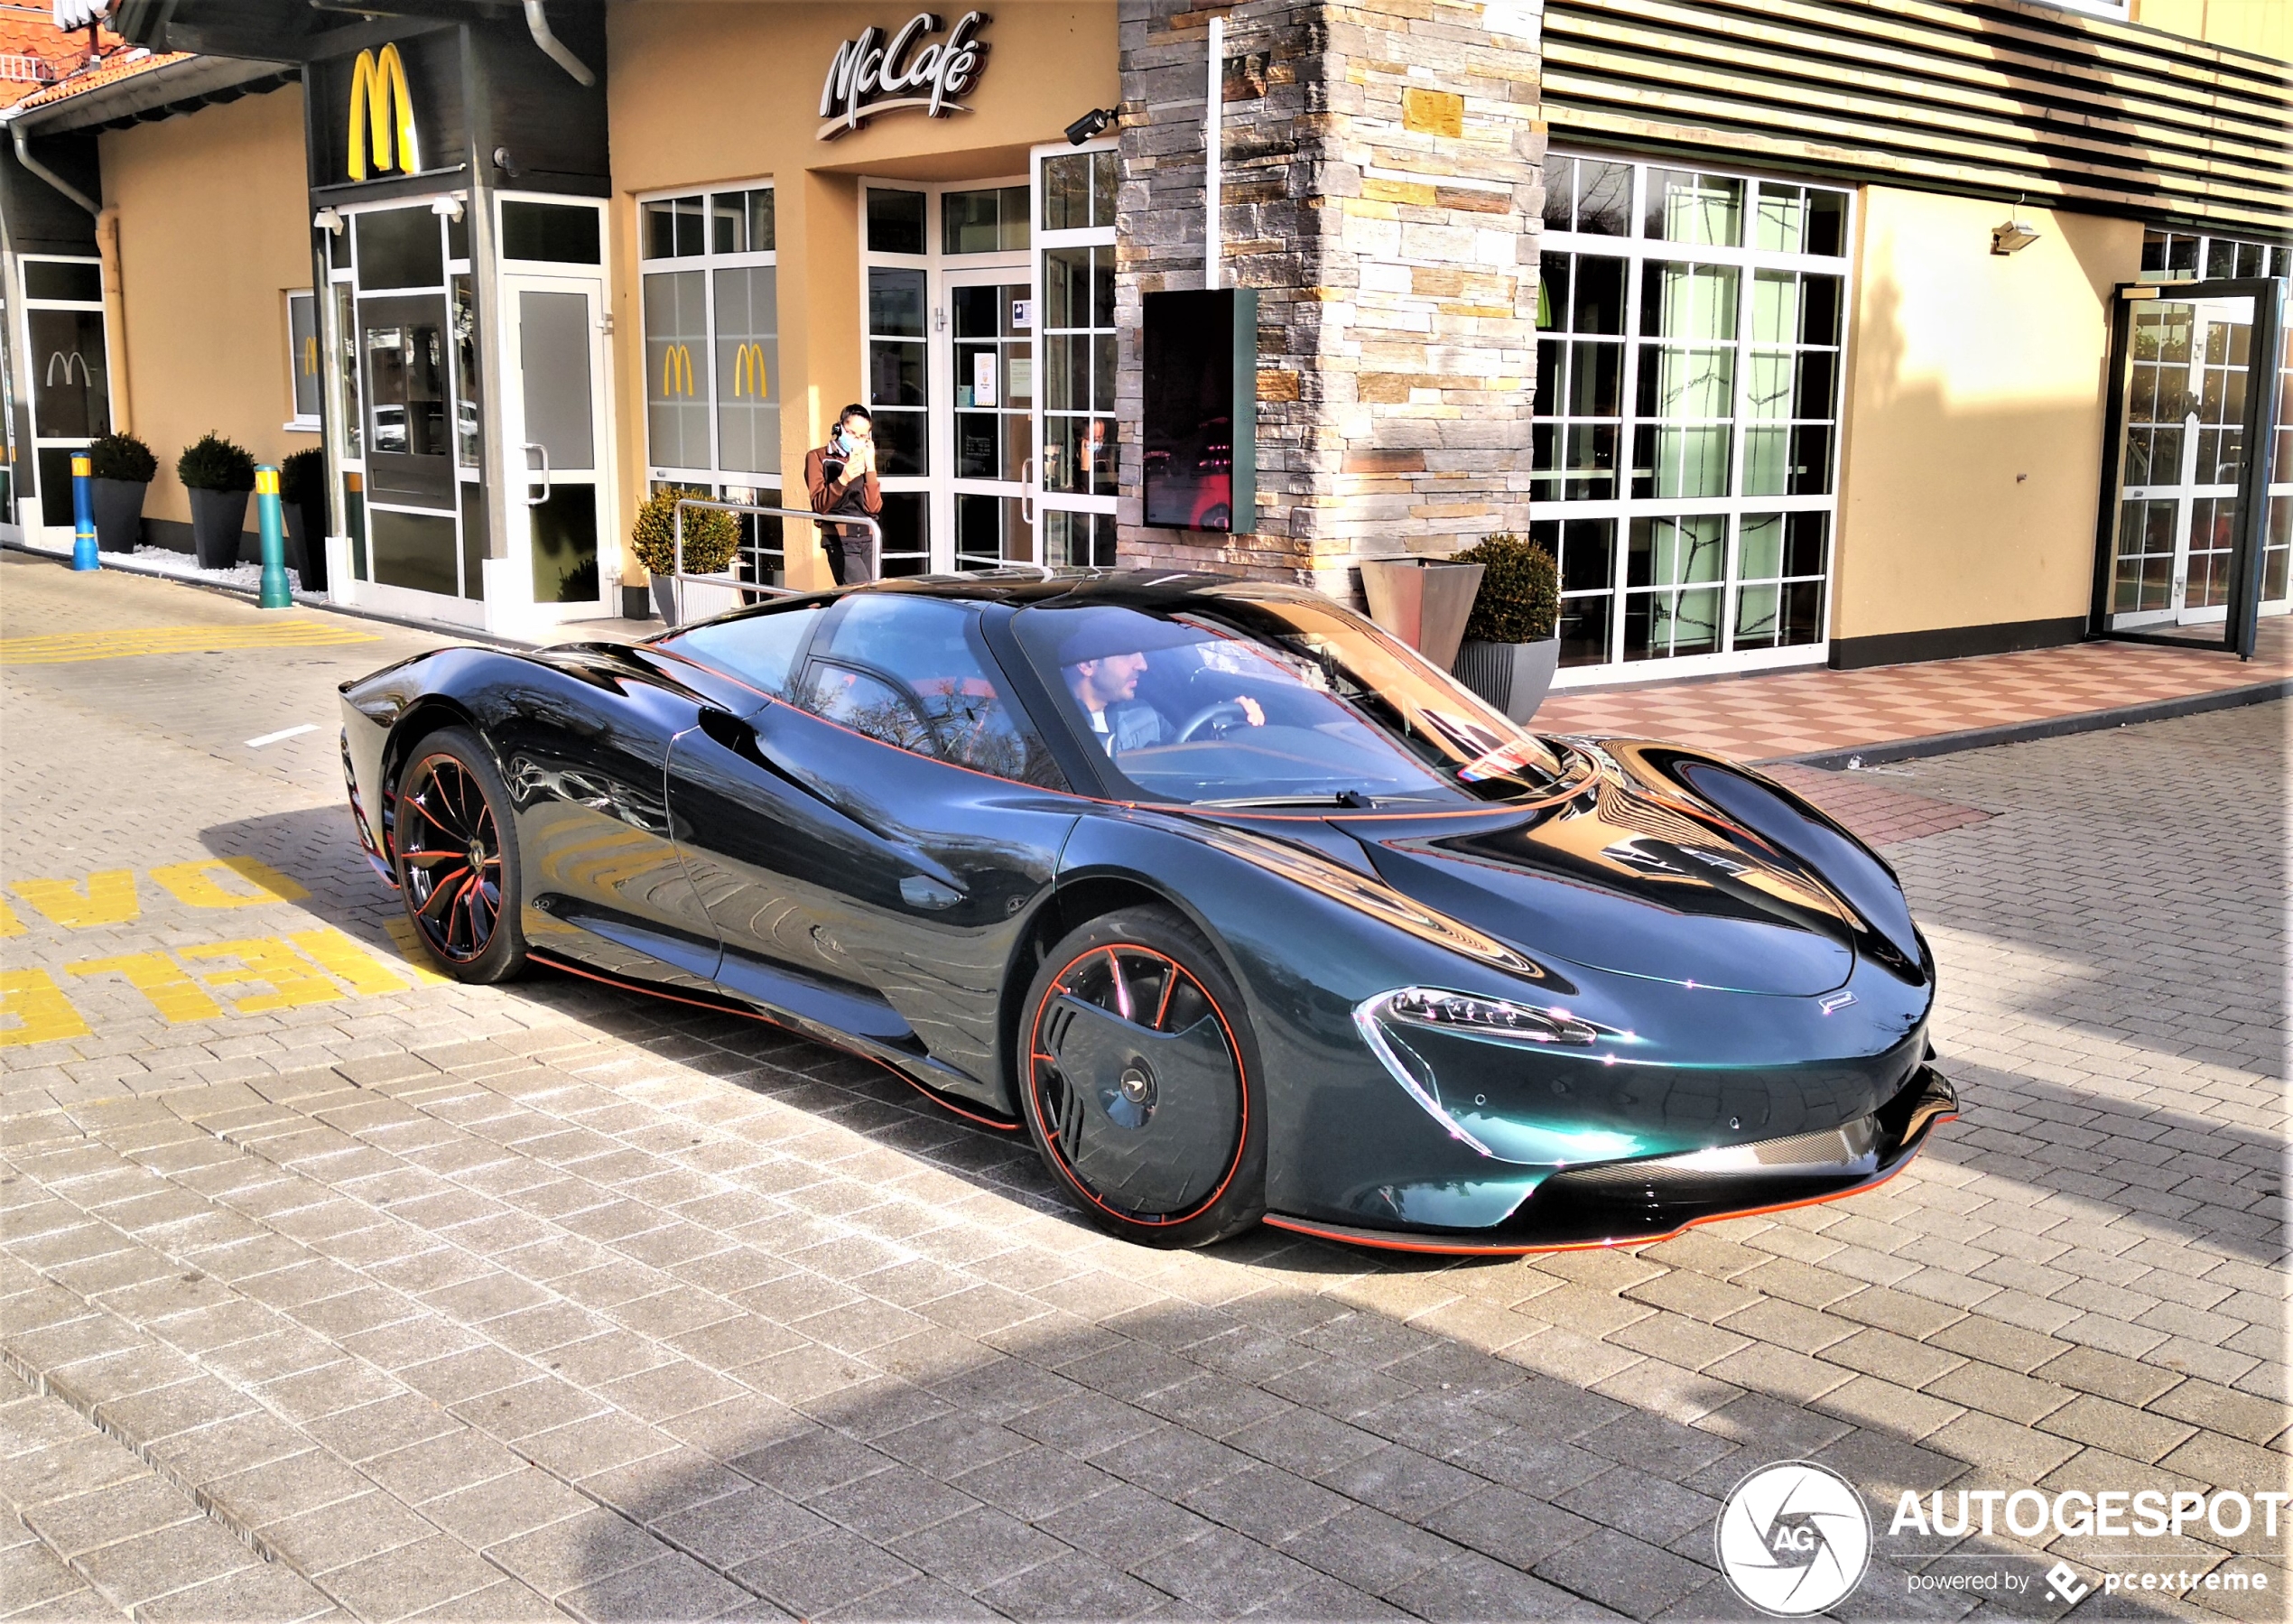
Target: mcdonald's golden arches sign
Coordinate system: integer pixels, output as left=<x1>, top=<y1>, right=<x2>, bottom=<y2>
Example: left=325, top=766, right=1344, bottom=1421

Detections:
left=347, top=43, right=420, bottom=181
left=733, top=342, right=767, bottom=399
left=660, top=343, right=696, bottom=397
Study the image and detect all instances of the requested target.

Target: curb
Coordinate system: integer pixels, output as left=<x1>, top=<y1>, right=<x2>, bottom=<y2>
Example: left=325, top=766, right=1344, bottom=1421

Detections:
left=2, top=538, right=655, bottom=653
left=1768, top=677, right=2291, bottom=770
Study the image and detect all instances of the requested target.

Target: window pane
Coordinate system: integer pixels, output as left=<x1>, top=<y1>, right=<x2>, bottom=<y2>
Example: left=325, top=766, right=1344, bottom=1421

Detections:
left=867, top=189, right=926, bottom=255
left=710, top=194, right=746, bottom=255
left=1541, top=153, right=1572, bottom=231
left=1559, top=517, right=1614, bottom=594
left=1645, top=171, right=1741, bottom=247
left=747, top=189, right=775, bottom=253
left=1642, top=263, right=1737, bottom=341
left=23, top=261, right=99, bottom=302
left=1574, top=256, right=1626, bottom=334
left=1577, top=161, right=1630, bottom=237
left=1091, top=150, right=1117, bottom=227
left=501, top=201, right=600, bottom=264
left=450, top=277, right=478, bottom=468
left=1043, top=153, right=1089, bottom=230
left=869, top=267, right=926, bottom=338
left=944, top=188, right=1002, bottom=255
left=356, top=206, right=442, bottom=289
left=642, top=196, right=701, bottom=260
left=27, top=307, right=107, bottom=439
left=1559, top=592, right=1611, bottom=667
left=643, top=270, right=710, bottom=470
left=289, top=292, right=321, bottom=421
left=713, top=266, right=779, bottom=477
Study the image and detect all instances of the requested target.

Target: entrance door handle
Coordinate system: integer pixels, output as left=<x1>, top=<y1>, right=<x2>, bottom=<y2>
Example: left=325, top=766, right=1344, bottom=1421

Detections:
left=524, top=441, right=550, bottom=508
left=1020, top=457, right=1035, bottom=525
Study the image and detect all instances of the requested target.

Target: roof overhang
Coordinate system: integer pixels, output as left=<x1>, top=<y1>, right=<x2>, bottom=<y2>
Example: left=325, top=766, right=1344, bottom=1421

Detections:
left=5, top=51, right=293, bottom=133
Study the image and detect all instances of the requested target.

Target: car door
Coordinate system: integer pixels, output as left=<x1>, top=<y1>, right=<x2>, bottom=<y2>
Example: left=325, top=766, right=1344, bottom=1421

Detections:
left=478, top=646, right=723, bottom=988
left=664, top=593, right=1080, bottom=1106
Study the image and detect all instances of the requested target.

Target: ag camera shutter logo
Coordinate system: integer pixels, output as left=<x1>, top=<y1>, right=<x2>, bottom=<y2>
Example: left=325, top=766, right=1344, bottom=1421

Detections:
left=1717, top=1462, right=1872, bottom=1616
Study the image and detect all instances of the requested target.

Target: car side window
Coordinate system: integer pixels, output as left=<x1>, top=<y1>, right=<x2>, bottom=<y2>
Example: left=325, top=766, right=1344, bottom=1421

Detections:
left=667, top=602, right=826, bottom=699
left=794, top=595, right=1067, bottom=789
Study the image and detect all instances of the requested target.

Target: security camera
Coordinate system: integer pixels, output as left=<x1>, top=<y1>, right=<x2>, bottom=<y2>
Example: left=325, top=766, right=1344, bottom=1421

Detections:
left=1064, top=107, right=1117, bottom=145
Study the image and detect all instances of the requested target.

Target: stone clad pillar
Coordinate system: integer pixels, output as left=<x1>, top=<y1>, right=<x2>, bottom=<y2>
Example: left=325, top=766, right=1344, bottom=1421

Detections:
left=1115, top=0, right=1542, bottom=598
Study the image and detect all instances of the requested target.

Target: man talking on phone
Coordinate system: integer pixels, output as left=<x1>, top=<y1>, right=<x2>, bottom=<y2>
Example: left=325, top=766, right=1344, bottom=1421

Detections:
left=803, top=404, right=883, bottom=585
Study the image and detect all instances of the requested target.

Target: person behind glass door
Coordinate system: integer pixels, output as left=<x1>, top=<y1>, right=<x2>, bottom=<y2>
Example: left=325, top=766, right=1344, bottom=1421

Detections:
left=804, top=404, right=883, bottom=585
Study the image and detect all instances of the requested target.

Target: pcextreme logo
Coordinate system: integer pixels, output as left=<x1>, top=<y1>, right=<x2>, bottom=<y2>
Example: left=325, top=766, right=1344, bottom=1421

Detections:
left=348, top=42, right=420, bottom=181
left=733, top=341, right=768, bottom=400
left=660, top=343, right=696, bottom=398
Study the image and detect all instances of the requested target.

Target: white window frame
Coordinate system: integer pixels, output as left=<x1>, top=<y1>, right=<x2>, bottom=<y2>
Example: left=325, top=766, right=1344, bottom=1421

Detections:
left=1538, top=151, right=1856, bottom=688
left=283, top=288, right=321, bottom=432
left=1031, top=140, right=1119, bottom=569
left=636, top=178, right=780, bottom=494
left=858, top=176, right=1034, bottom=575
left=15, top=252, right=112, bottom=538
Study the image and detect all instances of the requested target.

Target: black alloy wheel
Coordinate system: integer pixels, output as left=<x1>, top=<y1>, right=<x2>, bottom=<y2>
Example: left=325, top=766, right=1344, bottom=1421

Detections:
left=1019, top=904, right=1266, bottom=1248
left=393, top=725, right=526, bottom=983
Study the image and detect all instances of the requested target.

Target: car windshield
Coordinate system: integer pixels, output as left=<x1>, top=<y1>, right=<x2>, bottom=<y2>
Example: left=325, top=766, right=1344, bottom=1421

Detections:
left=1011, top=593, right=1571, bottom=804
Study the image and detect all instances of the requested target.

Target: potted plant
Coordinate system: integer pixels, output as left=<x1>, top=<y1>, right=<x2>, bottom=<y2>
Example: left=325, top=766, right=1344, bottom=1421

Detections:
left=177, top=432, right=256, bottom=571
left=87, top=432, right=155, bottom=554
left=630, top=485, right=741, bottom=624
left=278, top=447, right=329, bottom=593
left=1451, top=532, right=1564, bottom=721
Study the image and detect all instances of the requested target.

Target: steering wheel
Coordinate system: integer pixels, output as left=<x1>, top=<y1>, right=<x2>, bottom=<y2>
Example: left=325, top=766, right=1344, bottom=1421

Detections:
left=1175, top=701, right=1250, bottom=743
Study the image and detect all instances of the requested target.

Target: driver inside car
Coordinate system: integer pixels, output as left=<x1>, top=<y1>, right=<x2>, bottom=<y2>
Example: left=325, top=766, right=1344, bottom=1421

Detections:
left=1061, top=627, right=1265, bottom=756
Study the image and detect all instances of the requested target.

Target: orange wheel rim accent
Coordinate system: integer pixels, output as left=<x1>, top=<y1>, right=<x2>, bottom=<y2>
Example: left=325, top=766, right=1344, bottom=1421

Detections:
left=1027, top=941, right=1249, bottom=1226
left=397, top=753, right=503, bottom=962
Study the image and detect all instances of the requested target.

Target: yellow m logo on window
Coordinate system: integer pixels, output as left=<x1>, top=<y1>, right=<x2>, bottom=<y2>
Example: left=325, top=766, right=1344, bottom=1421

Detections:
left=348, top=43, right=419, bottom=181
left=302, top=336, right=319, bottom=376
left=733, top=342, right=767, bottom=399
left=661, top=343, right=695, bottom=396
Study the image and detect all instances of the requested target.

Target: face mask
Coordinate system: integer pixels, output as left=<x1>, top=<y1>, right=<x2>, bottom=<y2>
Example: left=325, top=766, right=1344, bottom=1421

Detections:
left=833, top=429, right=857, bottom=457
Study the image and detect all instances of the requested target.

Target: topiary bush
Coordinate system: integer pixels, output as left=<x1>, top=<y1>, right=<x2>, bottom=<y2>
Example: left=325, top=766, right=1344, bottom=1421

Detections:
left=89, top=432, right=157, bottom=483
left=630, top=485, right=739, bottom=577
left=176, top=432, right=255, bottom=493
left=279, top=446, right=327, bottom=509
left=1454, top=532, right=1560, bottom=644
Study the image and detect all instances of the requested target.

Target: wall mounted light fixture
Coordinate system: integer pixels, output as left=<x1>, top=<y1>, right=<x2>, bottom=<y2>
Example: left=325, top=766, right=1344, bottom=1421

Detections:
left=312, top=207, right=344, bottom=235
left=431, top=195, right=466, bottom=222
left=1991, top=201, right=2040, bottom=255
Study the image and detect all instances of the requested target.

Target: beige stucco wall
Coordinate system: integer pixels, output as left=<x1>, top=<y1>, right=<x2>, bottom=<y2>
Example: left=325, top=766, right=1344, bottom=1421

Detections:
left=100, top=87, right=317, bottom=532
left=2131, top=0, right=2288, bottom=60
left=1833, top=186, right=2141, bottom=644
left=606, top=1, right=1118, bottom=587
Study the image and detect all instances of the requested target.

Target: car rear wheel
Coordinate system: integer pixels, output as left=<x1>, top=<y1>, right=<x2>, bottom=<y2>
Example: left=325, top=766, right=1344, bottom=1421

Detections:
left=1018, top=905, right=1265, bottom=1248
left=393, top=725, right=525, bottom=984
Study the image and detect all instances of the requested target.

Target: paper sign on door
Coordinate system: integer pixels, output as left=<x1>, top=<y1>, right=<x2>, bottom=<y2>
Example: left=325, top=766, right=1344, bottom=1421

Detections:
left=973, top=352, right=998, bottom=407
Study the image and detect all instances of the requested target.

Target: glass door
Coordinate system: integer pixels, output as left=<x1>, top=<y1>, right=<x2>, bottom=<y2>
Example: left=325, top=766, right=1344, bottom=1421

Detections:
left=946, top=268, right=1035, bottom=569
left=2110, top=294, right=2256, bottom=629
left=503, top=275, right=612, bottom=617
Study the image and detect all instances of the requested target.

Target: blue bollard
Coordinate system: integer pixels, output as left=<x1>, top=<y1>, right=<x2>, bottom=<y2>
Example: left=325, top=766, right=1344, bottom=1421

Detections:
left=255, top=464, right=292, bottom=609
left=70, top=452, right=98, bottom=571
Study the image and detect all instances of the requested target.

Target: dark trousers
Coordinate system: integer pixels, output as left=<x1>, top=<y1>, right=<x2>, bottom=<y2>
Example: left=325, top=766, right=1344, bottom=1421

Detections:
left=822, top=524, right=876, bottom=586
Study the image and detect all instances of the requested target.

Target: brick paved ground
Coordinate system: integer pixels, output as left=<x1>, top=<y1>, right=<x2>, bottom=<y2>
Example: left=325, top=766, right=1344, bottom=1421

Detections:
left=1535, top=618, right=2290, bottom=766
left=1, top=553, right=2283, bottom=1622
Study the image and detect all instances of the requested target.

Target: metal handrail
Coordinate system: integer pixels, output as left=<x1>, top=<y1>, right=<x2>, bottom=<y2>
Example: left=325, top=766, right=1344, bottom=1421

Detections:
left=668, top=498, right=882, bottom=626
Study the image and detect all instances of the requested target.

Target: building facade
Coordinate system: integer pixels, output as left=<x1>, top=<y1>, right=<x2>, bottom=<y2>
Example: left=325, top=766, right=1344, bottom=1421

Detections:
left=0, top=0, right=2283, bottom=682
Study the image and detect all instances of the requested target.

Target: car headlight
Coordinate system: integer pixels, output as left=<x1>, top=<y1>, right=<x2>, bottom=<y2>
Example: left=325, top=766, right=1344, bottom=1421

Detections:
left=1379, top=987, right=1601, bottom=1046
left=1353, top=988, right=1644, bottom=1165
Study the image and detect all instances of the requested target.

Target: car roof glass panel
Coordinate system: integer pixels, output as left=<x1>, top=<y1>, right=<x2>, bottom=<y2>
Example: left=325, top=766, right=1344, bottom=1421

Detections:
left=664, top=599, right=828, bottom=699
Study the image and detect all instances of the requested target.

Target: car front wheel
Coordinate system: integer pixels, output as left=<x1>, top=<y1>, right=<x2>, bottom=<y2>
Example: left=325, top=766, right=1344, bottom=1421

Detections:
left=392, top=725, right=526, bottom=984
left=1018, top=905, right=1266, bottom=1248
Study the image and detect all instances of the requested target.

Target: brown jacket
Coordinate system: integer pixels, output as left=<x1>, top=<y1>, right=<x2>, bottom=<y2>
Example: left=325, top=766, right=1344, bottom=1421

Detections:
left=803, top=445, right=882, bottom=518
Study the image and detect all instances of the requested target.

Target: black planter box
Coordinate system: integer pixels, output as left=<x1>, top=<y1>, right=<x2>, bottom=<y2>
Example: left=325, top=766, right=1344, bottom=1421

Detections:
left=187, top=487, right=251, bottom=571
left=90, top=478, right=147, bottom=553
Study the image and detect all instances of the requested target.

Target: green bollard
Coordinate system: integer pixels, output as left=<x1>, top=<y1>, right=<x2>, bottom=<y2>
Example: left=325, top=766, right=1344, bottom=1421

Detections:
left=254, top=464, right=292, bottom=609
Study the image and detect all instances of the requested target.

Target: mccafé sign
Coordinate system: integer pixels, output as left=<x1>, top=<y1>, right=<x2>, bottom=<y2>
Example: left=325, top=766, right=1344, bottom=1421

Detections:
left=818, top=11, right=990, bottom=141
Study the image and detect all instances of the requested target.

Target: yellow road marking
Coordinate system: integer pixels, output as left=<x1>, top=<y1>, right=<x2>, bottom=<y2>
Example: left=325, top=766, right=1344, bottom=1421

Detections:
left=1, top=970, right=91, bottom=1046
left=0, top=897, right=21, bottom=937
left=10, top=869, right=137, bottom=928
left=67, top=952, right=226, bottom=1023
left=178, top=939, right=344, bottom=1014
left=0, top=621, right=380, bottom=664
left=288, top=928, right=411, bottom=996
left=150, top=857, right=310, bottom=909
